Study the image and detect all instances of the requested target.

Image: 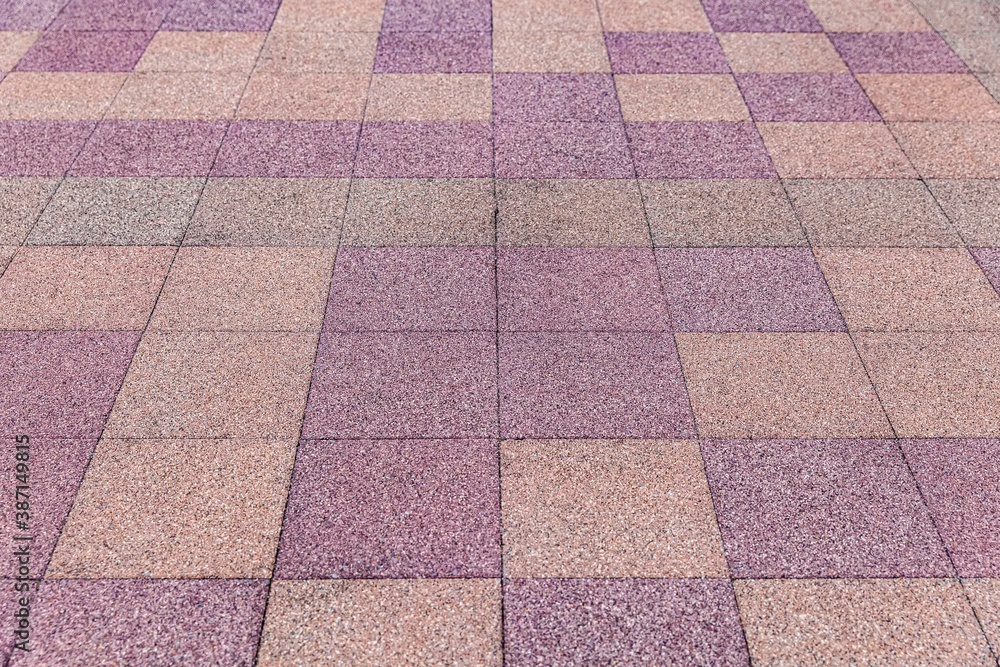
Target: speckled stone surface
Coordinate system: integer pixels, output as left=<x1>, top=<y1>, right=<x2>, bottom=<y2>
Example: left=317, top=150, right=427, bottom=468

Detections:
left=69, top=120, right=228, bottom=177
left=830, top=31, right=969, bottom=73
left=736, top=72, right=880, bottom=121
left=212, top=120, right=361, bottom=178
left=627, top=121, right=776, bottom=178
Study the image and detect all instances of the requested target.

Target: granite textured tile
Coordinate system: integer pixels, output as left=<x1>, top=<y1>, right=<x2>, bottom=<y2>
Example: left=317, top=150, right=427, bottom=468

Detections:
left=108, top=71, right=247, bottom=120
left=0, top=1, right=68, bottom=31
left=495, top=122, right=633, bottom=178
left=965, top=579, right=1000, bottom=654
left=0, top=177, right=58, bottom=243
left=256, top=31, right=378, bottom=73
left=501, top=438, right=728, bottom=577
left=945, top=31, right=1000, bottom=73
left=303, top=332, right=497, bottom=438
left=830, top=32, right=969, bottom=73
left=758, top=122, right=917, bottom=178
left=597, top=0, right=712, bottom=32
left=0, top=245, right=16, bottom=273
left=275, top=438, right=500, bottom=579
left=135, top=30, right=265, bottom=72
left=605, top=32, right=730, bottom=74
left=257, top=579, right=501, bottom=667
left=914, top=0, right=1000, bottom=33
left=367, top=73, right=492, bottom=121
left=14, top=30, right=154, bottom=72
left=973, top=248, right=1000, bottom=293
left=806, top=0, right=932, bottom=31
left=0, top=72, right=125, bottom=120
left=374, top=31, right=491, bottom=73
left=701, top=0, right=823, bottom=32
left=48, top=0, right=172, bottom=30
left=855, top=332, right=1000, bottom=437
left=0, top=245, right=173, bottom=329
left=237, top=72, right=369, bottom=120
left=703, top=438, right=953, bottom=577
left=658, top=247, right=844, bottom=331
left=492, top=31, right=611, bottom=73
left=926, top=179, right=1000, bottom=246
left=47, top=437, right=295, bottom=578
left=718, top=32, right=848, bottom=72
left=499, top=332, right=696, bottom=438
left=0, top=120, right=94, bottom=176
left=29, top=177, right=203, bottom=245
left=0, top=31, right=39, bottom=70
left=858, top=73, right=1000, bottom=121
left=736, top=579, right=994, bottom=667
left=212, top=120, right=360, bottom=178
left=627, top=121, right=776, bottom=178
left=0, top=331, right=139, bottom=437
left=493, top=73, right=618, bottom=122
left=504, top=578, right=749, bottom=667
left=382, top=0, right=493, bottom=32
left=677, top=332, right=892, bottom=438
left=614, top=74, right=750, bottom=121
left=492, top=0, right=601, bottom=31
left=325, top=247, right=495, bottom=331
left=736, top=73, right=879, bottom=121
left=355, top=121, right=493, bottom=178
left=70, top=120, right=228, bottom=177
left=270, top=0, right=387, bottom=32
left=890, top=122, right=1000, bottom=178
left=103, top=331, right=318, bottom=438
left=642, top=178, right=805, bottom=247
left=162, top=0, right=283, bottom=31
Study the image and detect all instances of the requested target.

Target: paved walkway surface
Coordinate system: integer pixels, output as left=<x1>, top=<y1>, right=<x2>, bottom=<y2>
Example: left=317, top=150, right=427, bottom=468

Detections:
left=2, top=0, right=1000, bottom=664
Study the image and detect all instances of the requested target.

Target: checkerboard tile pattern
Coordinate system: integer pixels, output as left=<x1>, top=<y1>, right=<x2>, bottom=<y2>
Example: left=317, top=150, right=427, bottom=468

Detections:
left=1, top=0, right=999, bottom=663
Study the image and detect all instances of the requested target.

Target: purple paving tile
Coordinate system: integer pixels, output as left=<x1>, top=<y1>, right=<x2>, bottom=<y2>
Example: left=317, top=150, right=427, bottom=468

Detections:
left=902, top=439, right=1000, bottom=577
left=0, top=0, right=69, bottom=30
left=381, top=0, right=492, bottom=32
left=49, top=0, right=172, bottom=30
left=497, top=248, right=672, bottom=331
left=161, top=0, right=282, bottom=31
left=972, top=248, right=1000, bottom=294
left=701, top=439, right=954, bottom=578
left=212, top=120, right=360, bottom=178
left=303, top=332, right=497, bottom=439
left=373, top=31, right=491, bottom=73
left=627, top=122, right=775, bottom=178
left=830, top=33, right=968, bottom=74
left=70, top=120, right=227, bottom=177
left=325, top=247, right=495, bottom=332
left=499, top=332, right=695, bottom=438
left=275, top=438, right=500, bottom=579
left=354, top=122, right=493, bottom=178
left=504, top=578, right=749, bottom=667
left=495, top=122, right=633, bottom=179
left=15, top=30, right=154, bottom=72
left=0, top=121, right=94, bottom=176
left=605, top=32, right=730, bottom=74
left=7, top=579, right=267, bottom=666
left=736, top=73, right=880, bottom=122
left=701, top=0, right=822, bottom=32
left=493, top=73, right=620, bottom=122
left=0, top=332, right=139, bottom=438
left=657, top=248, right=846, bottom=332
left=0, top=437, right=95, bottom=578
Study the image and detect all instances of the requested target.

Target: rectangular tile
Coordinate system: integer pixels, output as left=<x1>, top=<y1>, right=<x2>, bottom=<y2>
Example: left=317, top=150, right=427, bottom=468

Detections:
left=355, top=121, right=493, bottom=178
left=70, top=120, right=228, bottom=177
left=627, top=121, right=775, bottom=178
left=212, top=120, right=360, bottom=178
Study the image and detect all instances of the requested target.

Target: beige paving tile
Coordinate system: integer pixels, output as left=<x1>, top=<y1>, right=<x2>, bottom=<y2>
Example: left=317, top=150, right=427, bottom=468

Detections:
left=760, top=122, right=917, bottom=179
left=237, top=72, right=368, bottom=120
left=0, top=31, right=39, bottom=71
left=493, top=32, right=610, bottom=73
left=858, top=74, right=1000, bottom=121
left=257, top=579, right=502, bottom=667
left=806, top=0, right=932, bottom=31
left=0, top=245, right=15, bottom=273
left=926, top=179, right=1000, bottom=246
left=964, top=579, right=1000, bottom=654
left=615, top=74, right=749, bottom=121
left=597, top=0, right=711, bottom=31
left=493, top=0, right=602, bottom=31
left=135, top=31, right=265, bottom=72
left=0, top=178, right=59, bottom=245
left=47, top=438, right=295, bottom=579
left=367, top=74, right=491, bottom=121
left=272, top=0, right=386, bottom=31
left=718, top=33, right=848, bottom=73
left=256, top=31, right=379, bottom=73
left=0, top=73, right=125, bottom=120
left=891, top=122, right=1000, bottom=179
left=107, top=72, right=246, bottom=120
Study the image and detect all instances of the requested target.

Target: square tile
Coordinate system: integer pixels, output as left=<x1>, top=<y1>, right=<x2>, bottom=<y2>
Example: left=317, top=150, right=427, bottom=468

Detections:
left=504, top=579, right=748, bottom=667
left=785, top=178, right=962, bottom=246
left=382, top=0, right=492, bottom=32
left=718, top=32, right=847, bottom=72
left=926, top=179, right=1000, bottom=246
left=149, top=247, right=336, bottom=331
left=271, top=0, right=386, bottom=32
left=499, top=332, right=695, bottom=438
left=903, top=438, right=1000, bottom=577
left=237, top=72, right=369, bottom=120
left=496, top=178, right=650, bottom=247
left=49, top=0, right=172, bottom=30
left=0, top=177, right=59, bottom=244
left=614, top=74, right=749, bottom=121
left=275, top=438, right=500, bottom=578
left=492, top=0, right=601, bottom=31
left=29, top=177, right=203, bottom=245
left=855, top=332, right=1000, bottom=437
left=211, top=120, right=360, bottom=178
left=736, top=73, right=879, bottom=121
left=758, top=122, right=916, bottom=178
left=493, top=73, right=618, bottom=122
left=0, top=331, right=139, bottom=437
left=367, top=73, right=492, bottom=121
left=355, top=121, right=493, bottom=178
left=858, top=73, right=1000, bottom=121
left=497, top=248, right=670, bottom=331
left=325, top=247, right=495, bottom=331
left=806, top=0, right=932, bottom=31
left=492, top=32, right=610, bottom=73
left=15, top=30, right=152, bottom=73
left=161, top=0, right=282, bottom=31
left=642, top=178, right=805, bottom=247
left=135, top=30, right=265, bottom=72
left=495, top=122, right=632, bottom=178
left=69, top=120, right=228, bottom=177
left=676, top=332, right=892, bottom=438
left=47, top=437, right=295, bottom=578
left=829, top=32, right=968, bottom=73
left=0, top=246, right=173, bottom=329
left=701, top=0, right=823, bottom=32
left=703, top=438, right=952, bottom=577
left=736, top=580, right=993, bottom=667
left=501, top=439, right=728, bottom=577
left=658, top=248, right=844, bottom=331
left=342, top=178, right=494, bottom=246
left=627, top=122, right=775, bottom=178
left=0, top=31, right=39, bottom=70
left=890, top=122, right=1000, bottom=178
left=605, top=32, right=730, bottom=74
left=0, top=72, right=125, bottom=119
left=103, top=331, right=317, bottom=438
left=10, top=580, right=267, bottom=667
left=108, top=71, right=246, bottom=120
left=815, top=247, right=1000, bottom=331
left=597, top=0, right=712, bottom=32
left=374, top=31, right=491, bottom=73
left=973, top=248, right=1000, bottom=293
left=965, top=579, right=1000, bottom=653
left=257, top=580, right=501, bottom=666
left=0, top=121, right=94, bottom=176
left=186, top=177, right=349, bottom=247
left=302, top=332, right=497, bottom=438
left=256, top=31, right=378, bottom=73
